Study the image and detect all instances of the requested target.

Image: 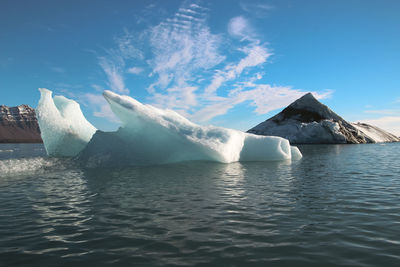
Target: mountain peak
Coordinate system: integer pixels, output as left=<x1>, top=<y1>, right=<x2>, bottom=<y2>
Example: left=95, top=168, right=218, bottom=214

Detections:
left=267, top=93, right=344, bottom=124
left=247, top=93, right=400, bottom=144
left=288, top=93, right=324, bottom=110
left=298, top=92, right=315, bottom=100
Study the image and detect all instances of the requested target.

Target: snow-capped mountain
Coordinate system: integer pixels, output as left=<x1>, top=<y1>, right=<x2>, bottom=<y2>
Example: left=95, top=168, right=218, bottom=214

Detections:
left=0, top=105, right=42, bottom=143
left=247, top=93, right=399, bottom=144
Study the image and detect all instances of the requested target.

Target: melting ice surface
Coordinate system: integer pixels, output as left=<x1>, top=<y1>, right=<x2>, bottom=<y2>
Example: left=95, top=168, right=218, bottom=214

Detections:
left=37, top=89, right=302, bottom=166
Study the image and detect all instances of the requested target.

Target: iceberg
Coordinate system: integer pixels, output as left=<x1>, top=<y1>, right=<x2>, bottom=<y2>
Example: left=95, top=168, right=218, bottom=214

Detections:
left=36, top=88, right=97, bottom=157
left=37, top=89, right=302, bottom=166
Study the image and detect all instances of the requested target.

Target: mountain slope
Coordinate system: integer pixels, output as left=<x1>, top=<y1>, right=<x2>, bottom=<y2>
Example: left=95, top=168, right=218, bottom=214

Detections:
left=0, top=105, right=42, bottom=143
left=247, top=93, right=399, bottom=144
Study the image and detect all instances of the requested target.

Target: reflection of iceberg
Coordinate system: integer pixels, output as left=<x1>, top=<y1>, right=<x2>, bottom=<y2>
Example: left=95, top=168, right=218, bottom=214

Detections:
left=37, top=89, right=302, bottom=166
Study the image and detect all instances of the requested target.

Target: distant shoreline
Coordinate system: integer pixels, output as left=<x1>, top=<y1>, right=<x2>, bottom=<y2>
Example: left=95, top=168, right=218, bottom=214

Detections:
left=0, top=140, right=43, bottom=144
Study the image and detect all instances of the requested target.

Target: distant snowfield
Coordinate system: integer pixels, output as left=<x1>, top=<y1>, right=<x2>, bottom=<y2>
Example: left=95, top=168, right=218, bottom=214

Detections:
left=351, top=123, right=400, bottom=143
left=357, top=116, right=400, bottom=138
left=36, top=89, right=302, bottom=167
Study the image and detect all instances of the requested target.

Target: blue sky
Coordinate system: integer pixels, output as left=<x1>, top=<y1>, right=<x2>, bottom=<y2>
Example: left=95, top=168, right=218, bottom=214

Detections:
left=1, top=0, right=399, bottom=134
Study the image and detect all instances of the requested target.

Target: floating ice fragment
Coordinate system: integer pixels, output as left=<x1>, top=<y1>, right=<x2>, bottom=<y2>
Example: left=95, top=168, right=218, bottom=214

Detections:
left=290, top=146, right=303, bottom=160
left=36, top=88, right=97, bottom=157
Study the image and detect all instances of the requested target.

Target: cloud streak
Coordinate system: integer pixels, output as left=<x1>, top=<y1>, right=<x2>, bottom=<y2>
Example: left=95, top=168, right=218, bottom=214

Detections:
left=97, top=30, right=144, bottom=94
left=147, top=2, right=224, bottom=99
left=127, top=66, right=144, bottom=75
left=98, top=57, right=128, bottom=94
left=240, top=2, right=274, bottom=18
left=83, top=93, right=120, bottom=122
left=92, top=2, right=332, bottom=125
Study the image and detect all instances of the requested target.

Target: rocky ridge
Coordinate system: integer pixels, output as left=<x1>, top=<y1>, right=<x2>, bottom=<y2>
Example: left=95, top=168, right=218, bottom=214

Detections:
left=0, top=105, right=42, bottom=143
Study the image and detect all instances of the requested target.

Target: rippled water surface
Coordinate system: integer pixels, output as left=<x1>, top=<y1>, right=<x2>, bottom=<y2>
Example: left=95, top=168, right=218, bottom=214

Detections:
left=1, top=143, right=400, bottom=266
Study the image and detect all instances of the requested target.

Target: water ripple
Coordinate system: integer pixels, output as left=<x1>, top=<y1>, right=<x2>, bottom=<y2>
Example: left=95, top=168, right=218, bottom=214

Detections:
left=0, top=143, right=400, bottom=266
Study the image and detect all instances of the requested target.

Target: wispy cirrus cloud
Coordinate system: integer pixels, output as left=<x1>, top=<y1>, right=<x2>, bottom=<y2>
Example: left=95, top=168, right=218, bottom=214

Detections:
left=193, top=81, right=332, bottom=122
left=147, top=2, right=224, bottom=98
left=240, top=2, right=274, bottom=18
left=82, top=93, right=120, bottom=122
left=228, top=16, right=255, bottom=41
left=204, top=44, right=271, bottom=97
left=98, top=57, right=128, bottom=94
left=364, top=109, right=400, bottom=115
left=98, top=29, right=144, bottom=94
left=127, top=67, right=144, bottom=75
left=92, top=1, right=331, bottom=125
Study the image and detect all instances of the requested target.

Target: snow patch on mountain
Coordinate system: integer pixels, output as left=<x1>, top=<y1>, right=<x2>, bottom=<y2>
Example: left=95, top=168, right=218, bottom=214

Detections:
left=248, top=93, right=399, bottom=144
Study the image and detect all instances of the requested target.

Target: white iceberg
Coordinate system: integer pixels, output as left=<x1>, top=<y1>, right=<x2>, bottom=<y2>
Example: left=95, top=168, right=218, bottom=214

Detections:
left=37, top=89, right=302, bottom=166
left=36, top=88, right=97, bottom=157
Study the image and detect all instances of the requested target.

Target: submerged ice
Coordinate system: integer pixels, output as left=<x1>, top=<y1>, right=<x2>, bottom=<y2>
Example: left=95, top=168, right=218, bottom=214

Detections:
left=37, top=89, right=302, bottom=166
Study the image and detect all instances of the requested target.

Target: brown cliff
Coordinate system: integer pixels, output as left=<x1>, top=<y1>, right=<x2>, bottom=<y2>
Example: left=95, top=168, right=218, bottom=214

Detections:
left=0, top=105, right=42, bottom=143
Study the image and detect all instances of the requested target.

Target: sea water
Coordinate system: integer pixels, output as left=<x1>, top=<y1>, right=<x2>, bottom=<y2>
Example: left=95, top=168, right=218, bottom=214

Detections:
left=0, top=143, right=400, bottom=266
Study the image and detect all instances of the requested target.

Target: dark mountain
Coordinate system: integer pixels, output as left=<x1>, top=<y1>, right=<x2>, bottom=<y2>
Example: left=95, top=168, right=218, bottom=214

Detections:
left=0, top=105, right=42, bottom=143
left=248, top=93, right=399, bottom=144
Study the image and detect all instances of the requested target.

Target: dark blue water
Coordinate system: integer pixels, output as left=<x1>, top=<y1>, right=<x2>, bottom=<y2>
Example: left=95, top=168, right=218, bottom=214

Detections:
left=1, top=143, right=400, bottom=266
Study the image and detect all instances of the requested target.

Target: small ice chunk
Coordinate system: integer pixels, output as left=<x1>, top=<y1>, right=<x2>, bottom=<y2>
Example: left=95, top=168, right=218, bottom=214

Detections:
left=290, top=146, right=303, bottom=160
left=239, top=134, right=292, bottom=161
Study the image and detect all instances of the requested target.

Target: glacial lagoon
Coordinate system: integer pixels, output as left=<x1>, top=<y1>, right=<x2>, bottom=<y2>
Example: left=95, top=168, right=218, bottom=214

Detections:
left=1, top=143, right=400, bottom=266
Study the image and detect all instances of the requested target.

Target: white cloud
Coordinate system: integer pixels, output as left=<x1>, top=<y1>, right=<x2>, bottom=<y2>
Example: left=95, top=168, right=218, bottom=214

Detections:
left=204, top=73, right=226, bottom=96
left=91, top=4, right=332, bottom=127
left=204, top=17, right=271, bottom=97
left=228, top=16, right=249, bottom=39
left=235, top=45, right=271, bottom=74
left=149, top=12, right=224, bottom=80
left=240, top=85, right=332, bottom=114
left=152, top=86, right=198, bottom=111
left=49, top=83, right=83, bottom=98
left=83, top=93, right=120, bottom=122
left=203, top=45, right=271, bottom=96
left=364, top=109, right=400, bottom=115
left=227, top=15, right=260, bottom=42
left=179, top=8, right=198, bottom=15
left=98, top=57, right=129, bottom=94
left=127, top=67, right=144, bottom=75
left=114, top=29, right=144, bottom=60
left=97, top=29, right=144, bottom=94
left=358, top=116, right=400, bottom=136
left=91, top=84, right=105, bottom=92
left=240, top=2, right=274, bottom=18
left=191, top=99, right=239, bottom=122
left=192, top=83, right=332, bottom=122
left=147, top=2, right=225, bottom=107
left=146, top=12, right=328, bottom=123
